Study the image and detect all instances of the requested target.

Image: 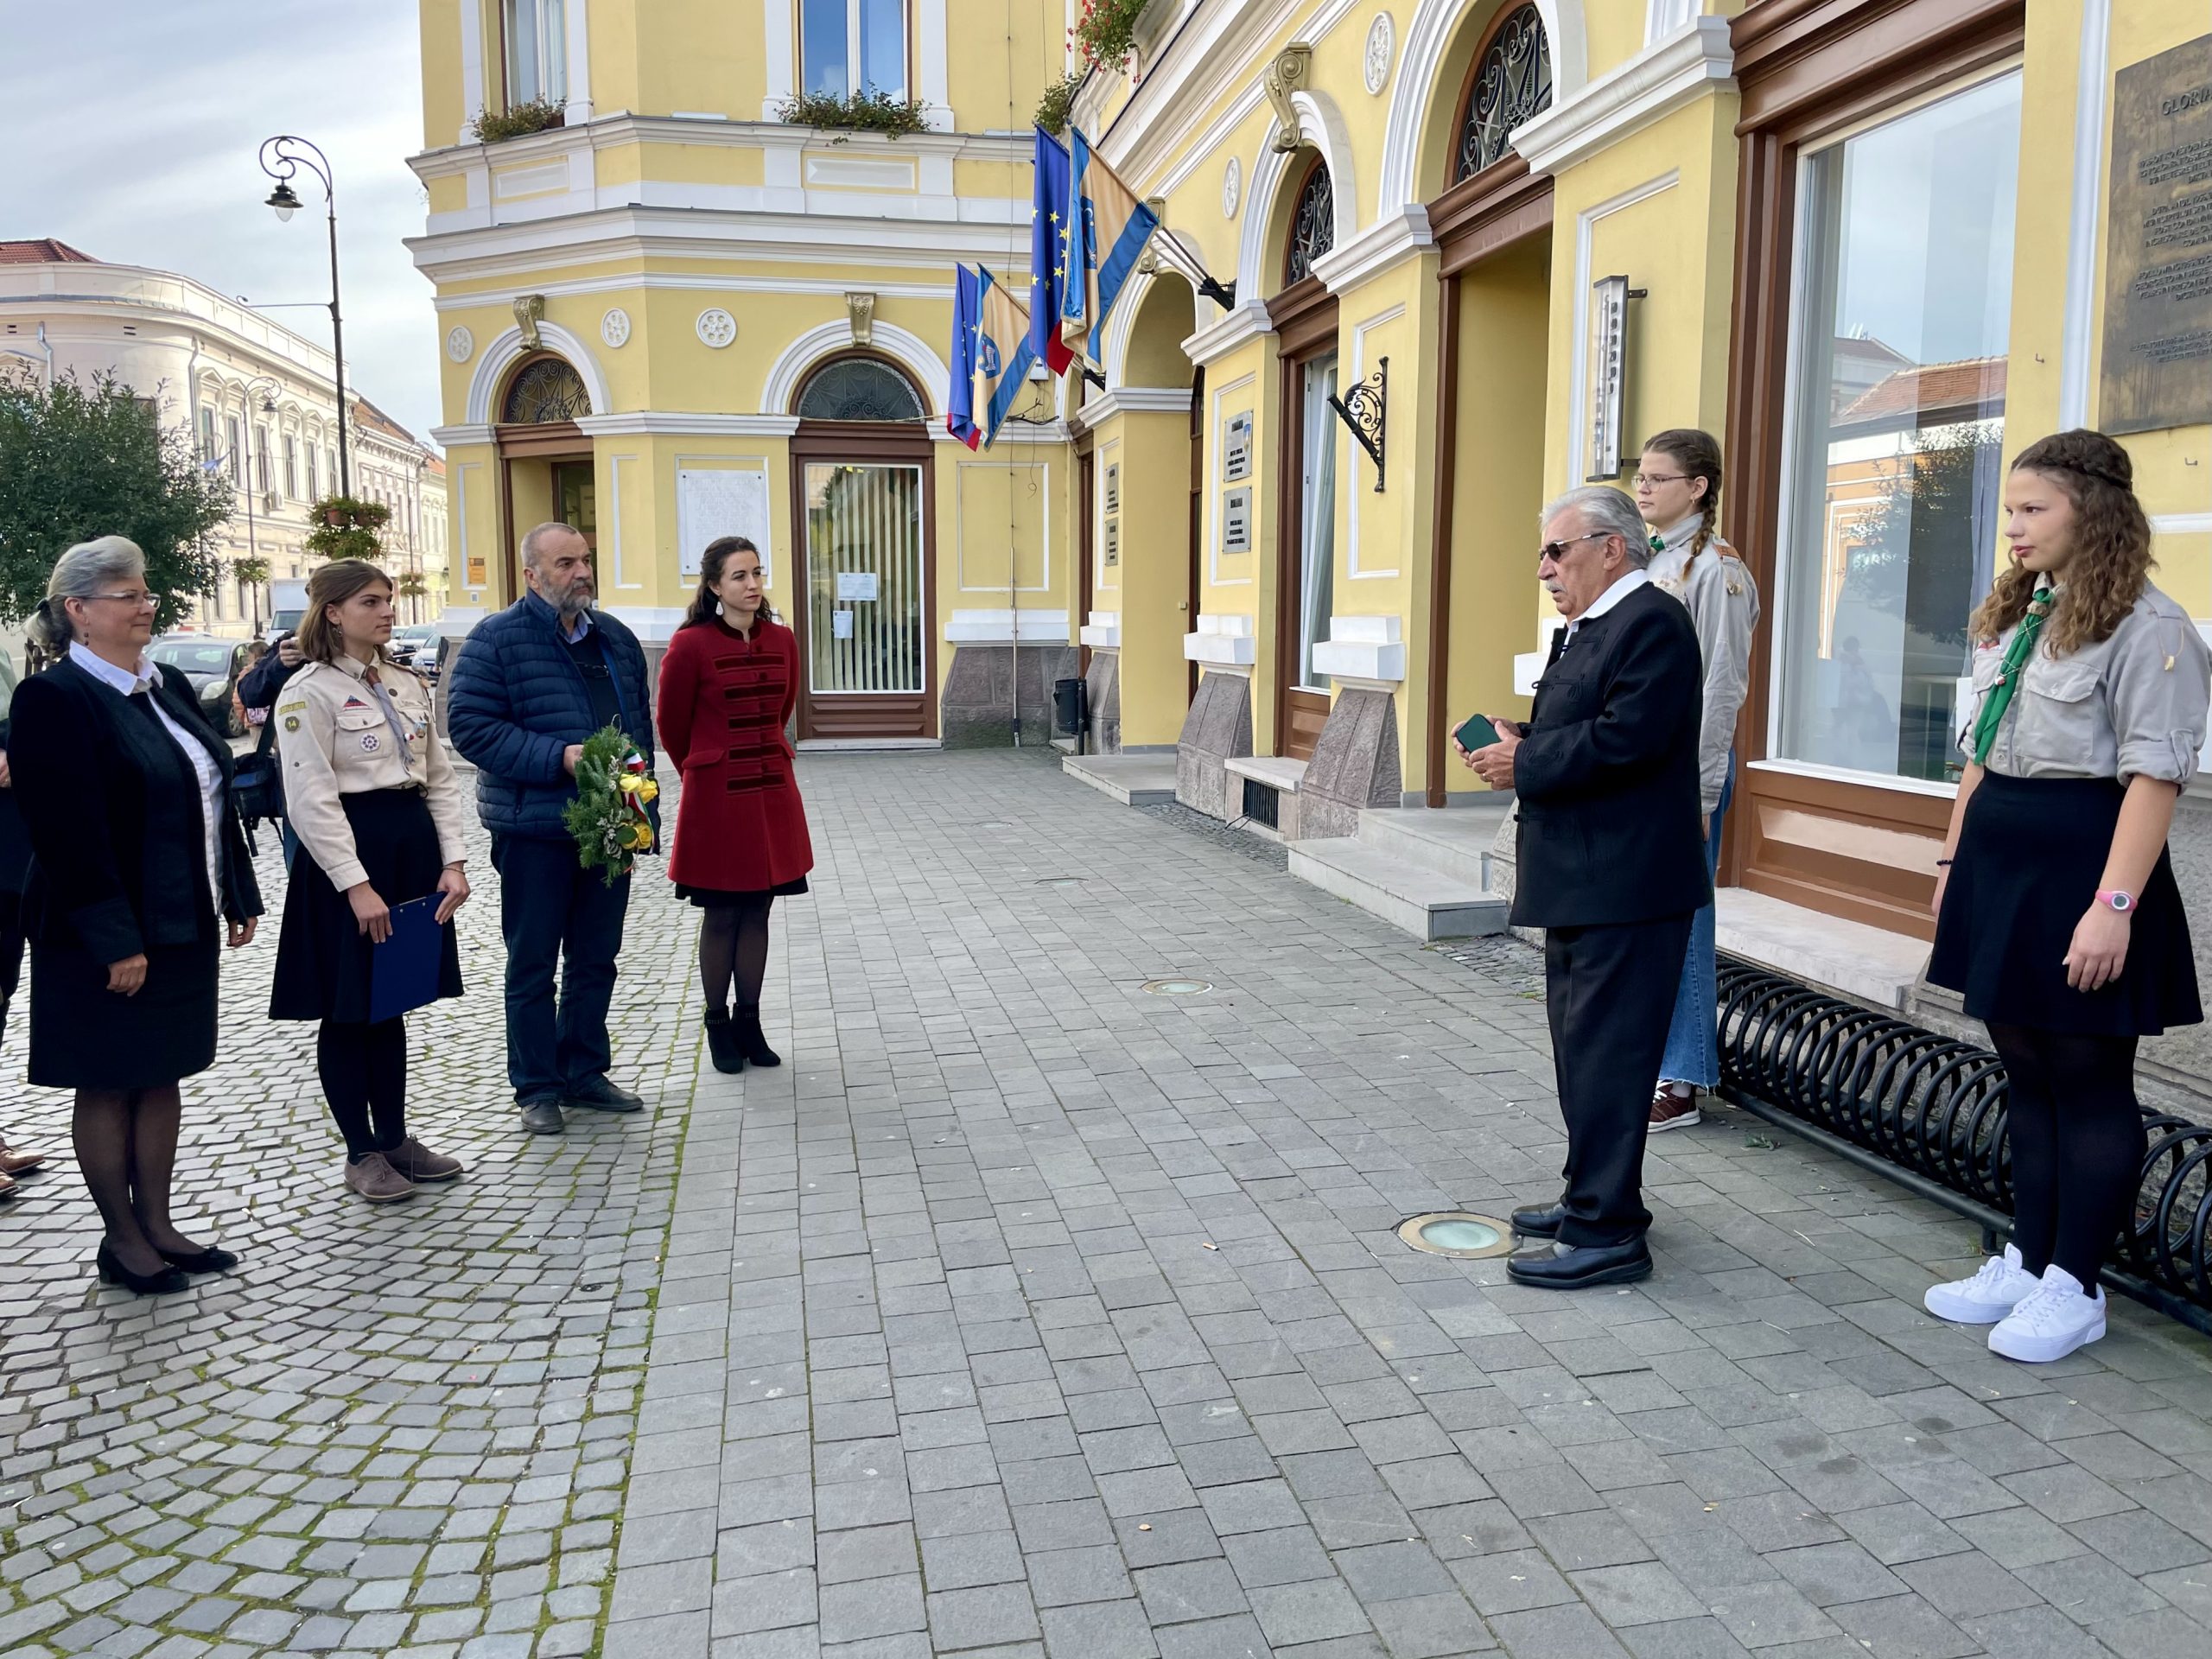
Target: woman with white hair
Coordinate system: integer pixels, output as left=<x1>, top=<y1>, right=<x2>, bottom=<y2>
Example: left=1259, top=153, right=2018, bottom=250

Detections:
left=9, top=537, right=263, bottom=1295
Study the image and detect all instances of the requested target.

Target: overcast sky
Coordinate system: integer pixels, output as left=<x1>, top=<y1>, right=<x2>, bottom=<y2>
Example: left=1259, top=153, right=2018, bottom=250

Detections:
left=4, top=0, right=445, bottom=445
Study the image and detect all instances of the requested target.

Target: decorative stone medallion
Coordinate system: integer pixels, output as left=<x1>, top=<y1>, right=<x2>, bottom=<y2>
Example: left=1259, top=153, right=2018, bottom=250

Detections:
left=444, top=325, right=474, bottom=364
left=601, top=308, right=632, bottom=348
left=696, top=308, right=737, bottom=349
left=1363, top=13, right=1395, bottom=95
left=1222, top=155, right=1242, bottom=219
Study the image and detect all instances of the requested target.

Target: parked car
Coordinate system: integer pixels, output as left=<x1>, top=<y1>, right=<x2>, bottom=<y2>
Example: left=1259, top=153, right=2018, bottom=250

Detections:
left=389, top=623, right=441, bottom=672
left=147, top=634, right=256, bottom=737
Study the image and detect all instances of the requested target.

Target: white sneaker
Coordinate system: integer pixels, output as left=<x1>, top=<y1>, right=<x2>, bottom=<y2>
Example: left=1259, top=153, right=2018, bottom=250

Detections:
left=1987, top=1267, right=2107, bottom=1363
left=1924, top=1244, right=2042, bottom=1324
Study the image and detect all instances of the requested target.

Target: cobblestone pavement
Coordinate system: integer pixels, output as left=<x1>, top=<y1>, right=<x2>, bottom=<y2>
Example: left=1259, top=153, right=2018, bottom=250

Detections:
left=8, top=751, right=2212, bottom=1659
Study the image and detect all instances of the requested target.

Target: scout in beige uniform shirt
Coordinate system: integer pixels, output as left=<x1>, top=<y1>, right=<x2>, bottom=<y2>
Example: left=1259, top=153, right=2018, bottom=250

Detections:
left=276, top=655, right=468, bottom=888
left=1647, top=517, right=1760, bottom=818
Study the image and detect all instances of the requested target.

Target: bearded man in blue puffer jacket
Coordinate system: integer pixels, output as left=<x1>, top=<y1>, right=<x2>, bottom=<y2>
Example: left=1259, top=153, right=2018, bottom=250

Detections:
left=448, top=522, right=659, bottom=1135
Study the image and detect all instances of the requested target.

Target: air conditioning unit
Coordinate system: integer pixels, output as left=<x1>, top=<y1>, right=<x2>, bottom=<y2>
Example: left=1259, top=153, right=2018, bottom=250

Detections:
left=263, top=493, right=281, bottom=514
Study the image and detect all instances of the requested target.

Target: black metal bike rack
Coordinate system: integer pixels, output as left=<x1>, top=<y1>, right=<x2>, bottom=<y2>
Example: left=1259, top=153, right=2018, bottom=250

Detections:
left=1714, top=957, right=2212, bottom=1338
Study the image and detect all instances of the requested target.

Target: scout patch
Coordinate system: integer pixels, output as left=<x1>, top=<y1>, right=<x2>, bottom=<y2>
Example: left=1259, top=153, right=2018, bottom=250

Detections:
left=361, top=734, right=380, bottom=753
left=283, top=714, right=302, bottom=733
left=342, top=696, right=370, bottom=709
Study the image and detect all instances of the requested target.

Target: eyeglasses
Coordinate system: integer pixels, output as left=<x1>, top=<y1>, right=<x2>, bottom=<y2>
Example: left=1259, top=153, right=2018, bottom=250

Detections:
left=80, top=590, right=157, bottom=608
left=1536, top=531, right=1613, bottom=569
left=1632, top=472, right=1688, bottom=487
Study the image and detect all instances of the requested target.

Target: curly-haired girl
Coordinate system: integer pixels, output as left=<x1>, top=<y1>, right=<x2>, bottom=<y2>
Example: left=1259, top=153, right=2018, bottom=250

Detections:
left=1923, top=429, right=2210, bottom=1363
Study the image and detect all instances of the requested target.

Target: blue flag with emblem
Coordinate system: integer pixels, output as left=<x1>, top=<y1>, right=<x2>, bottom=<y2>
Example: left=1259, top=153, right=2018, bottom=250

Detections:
left=948, top=263, right=982, bottom=450
left=972, top=264, right=1038, bottom=449
left=1030, top=128, right=1076, bottom=377
left=1062, top=126, right=1161, bottom=368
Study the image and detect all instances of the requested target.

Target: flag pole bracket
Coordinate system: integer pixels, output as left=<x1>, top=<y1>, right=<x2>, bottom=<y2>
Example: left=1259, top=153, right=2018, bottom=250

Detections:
left=1195, top=275, right=1238, bottom=310
left=1327, top=356, right=1387, bottom=492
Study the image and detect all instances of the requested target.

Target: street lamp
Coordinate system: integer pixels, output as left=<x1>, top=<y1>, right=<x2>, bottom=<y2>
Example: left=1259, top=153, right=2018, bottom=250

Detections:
left=257, top=135, right=349, bottom=498
left=238, top=375, right=283, bottom=636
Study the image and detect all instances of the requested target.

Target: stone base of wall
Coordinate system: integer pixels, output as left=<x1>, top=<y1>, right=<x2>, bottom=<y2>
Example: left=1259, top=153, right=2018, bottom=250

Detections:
left=1296, top=688, right=1403, bottom=841
left=941, top=643, right=1081, bottom=748
left=1175, top=670, right=1253, bottom=818
left=1083, top=651, right=1122, bottom=753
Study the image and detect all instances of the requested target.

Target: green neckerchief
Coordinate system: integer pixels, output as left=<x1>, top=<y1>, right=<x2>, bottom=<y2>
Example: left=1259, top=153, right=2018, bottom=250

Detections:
left=1970, top=585, right=2055, bottom=766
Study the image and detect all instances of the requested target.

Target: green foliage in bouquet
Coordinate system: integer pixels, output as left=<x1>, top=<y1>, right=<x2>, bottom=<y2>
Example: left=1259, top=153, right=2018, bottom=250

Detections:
left=562, top=722, right=658, bottom=886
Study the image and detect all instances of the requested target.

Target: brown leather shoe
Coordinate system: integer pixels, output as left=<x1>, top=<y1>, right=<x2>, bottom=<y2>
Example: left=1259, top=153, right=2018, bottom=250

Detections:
left=0, top=1169, right=15, bottom=1199
left=0, top=1141, right=45, bottom=1176
left=343, top=1152, right=416, bottom=1203
left=1647, top=1088, right=1702, bottom=1133
left=384, top=1137, right=464, bottom=1183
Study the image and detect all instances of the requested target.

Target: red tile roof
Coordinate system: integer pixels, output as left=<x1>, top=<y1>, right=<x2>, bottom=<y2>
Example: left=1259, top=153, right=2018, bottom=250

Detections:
left=1838, top=356, right=2008, bottom=424
left=0, top=238, right=97, bottom=265
left=350, top=394, right=421, bottom=447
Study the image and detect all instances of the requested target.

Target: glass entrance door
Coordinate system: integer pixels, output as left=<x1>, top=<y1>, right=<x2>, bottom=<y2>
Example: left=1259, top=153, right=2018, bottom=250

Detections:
left=1297, top=353, right=1340, bottom=695
left=801, top=461, right=925, bottom=730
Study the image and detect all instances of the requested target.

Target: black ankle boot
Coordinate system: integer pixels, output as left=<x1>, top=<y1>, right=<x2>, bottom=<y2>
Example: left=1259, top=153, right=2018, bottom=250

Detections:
left=703, top=1008, right=745, bottom=1075
left=735, top=1007, right=781, bottom=1068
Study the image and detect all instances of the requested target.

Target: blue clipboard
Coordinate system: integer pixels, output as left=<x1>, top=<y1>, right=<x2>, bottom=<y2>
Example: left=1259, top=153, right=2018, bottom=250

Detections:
left=369, top=895, right=446, bottom=1024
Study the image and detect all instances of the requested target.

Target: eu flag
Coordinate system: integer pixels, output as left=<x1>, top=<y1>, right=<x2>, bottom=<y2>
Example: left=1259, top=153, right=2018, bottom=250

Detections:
left=974, top=264, right=1039, bottom=448
left=948, top=264, right=982, bottom=450
left=1030, top=128, right=1076, bottom=377
left=1063, top=126, right=1161, bottom=368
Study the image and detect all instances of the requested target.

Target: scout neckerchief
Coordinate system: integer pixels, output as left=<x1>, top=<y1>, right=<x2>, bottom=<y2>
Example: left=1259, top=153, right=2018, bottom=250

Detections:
left=1970, top=584, right=2055, bottom=766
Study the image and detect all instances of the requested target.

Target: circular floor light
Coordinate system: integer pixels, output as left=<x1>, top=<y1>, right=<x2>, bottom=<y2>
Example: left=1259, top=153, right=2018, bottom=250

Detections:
left=1397, top=1212, right=1514, bottom=1259
left=1141, top=978, right=1213, bottom=996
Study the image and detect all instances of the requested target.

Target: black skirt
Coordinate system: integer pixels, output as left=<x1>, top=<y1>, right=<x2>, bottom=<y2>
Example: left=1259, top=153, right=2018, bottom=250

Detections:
left=1928, top=770, right=2201, bottom=1037
left=677, top=877, right=809, bottom=908
left=271, top=789, right=464, bottom=1023
left=29, top=928, right=220, bottom=1090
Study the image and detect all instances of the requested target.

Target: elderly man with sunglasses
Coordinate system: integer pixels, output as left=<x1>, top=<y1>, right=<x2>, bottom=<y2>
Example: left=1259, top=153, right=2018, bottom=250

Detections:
left=1455, top=486, right=1709, bottom=1288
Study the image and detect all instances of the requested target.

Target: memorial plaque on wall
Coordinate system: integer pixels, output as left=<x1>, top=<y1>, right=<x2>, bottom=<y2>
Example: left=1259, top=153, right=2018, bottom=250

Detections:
left=2101, top=35, right=2212, bottom=435
left=1104, top=462, right=1121, bottom=514
left=1224, top=411, right=1254, bottom=481
left=1222, top=486, right=1252, bottom=555
left=1103, top=517, right=1121, bottom=567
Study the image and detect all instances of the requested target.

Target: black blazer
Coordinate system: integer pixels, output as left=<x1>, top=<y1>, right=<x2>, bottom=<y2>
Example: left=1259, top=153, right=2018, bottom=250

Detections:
left=10, top=658, right=263, bottom=963
left=1510, top=582, right=1710, bottom=929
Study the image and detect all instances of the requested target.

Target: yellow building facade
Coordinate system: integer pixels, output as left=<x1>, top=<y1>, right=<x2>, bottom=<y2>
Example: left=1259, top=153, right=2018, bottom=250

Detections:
left=409, top=0, right=2209, bottom=941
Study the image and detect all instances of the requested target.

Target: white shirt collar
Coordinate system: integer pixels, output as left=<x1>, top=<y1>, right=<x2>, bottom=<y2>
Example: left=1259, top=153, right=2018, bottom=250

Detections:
left=1568, top=568, right=1650, bottom=633
left=70, top=639, right=158, bottom=696
left=1651, top=515, right=1703, bottom=555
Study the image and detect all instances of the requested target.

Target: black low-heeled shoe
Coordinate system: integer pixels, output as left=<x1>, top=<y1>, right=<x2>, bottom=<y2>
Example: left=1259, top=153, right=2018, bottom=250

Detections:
left=95, top=1243, right=189, bottom=1296
left=159, top=1245, right=239, bottom=1275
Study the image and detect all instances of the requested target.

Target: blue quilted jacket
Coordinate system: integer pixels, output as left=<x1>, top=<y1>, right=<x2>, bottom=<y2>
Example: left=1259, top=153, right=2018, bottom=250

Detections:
left=446, top=592, right=658, bottom=842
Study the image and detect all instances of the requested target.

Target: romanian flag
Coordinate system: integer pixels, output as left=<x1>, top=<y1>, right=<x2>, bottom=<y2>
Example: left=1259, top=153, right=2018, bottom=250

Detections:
left=1030, top=129, right=1077, bottom=377
left=1062, top=126, right=1160, bottom=368
left=971, top=264, right=1038, bottom=448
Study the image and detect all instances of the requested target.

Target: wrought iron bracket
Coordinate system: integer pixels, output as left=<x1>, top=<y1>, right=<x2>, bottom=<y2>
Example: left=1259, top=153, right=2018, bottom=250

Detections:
left=1327, top=356, right=1387, bottom=491
left=1196, top=275, right=1238, bottom=309
left=1082, top=365, right=1107, bottom=390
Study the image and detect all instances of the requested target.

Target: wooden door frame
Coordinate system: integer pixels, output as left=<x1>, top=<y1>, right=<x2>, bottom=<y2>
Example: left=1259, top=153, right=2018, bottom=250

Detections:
left=494, top=421, right=591, bottom=610
left=1077, top=450, right=1095, bottom=677
left=1267, top=274, right=1341, bottom=761
left=787, top=419, right=939, bottom=741
left=1720, top=0, right=2024, bottom=932
left=1421, top=157, right=1554, bottom=804
left=1188, top=363, right=1205, bottom=705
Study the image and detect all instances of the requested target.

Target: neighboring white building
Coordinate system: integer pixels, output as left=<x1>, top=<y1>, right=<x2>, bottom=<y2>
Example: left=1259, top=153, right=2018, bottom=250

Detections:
left=0, top=239, right=440, bottom=636
left=353, top=395, right=445, bottom=623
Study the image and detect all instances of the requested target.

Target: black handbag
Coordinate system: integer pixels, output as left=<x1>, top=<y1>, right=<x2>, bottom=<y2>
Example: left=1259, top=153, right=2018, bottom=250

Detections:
left=229, top=710, right=284, bottom=854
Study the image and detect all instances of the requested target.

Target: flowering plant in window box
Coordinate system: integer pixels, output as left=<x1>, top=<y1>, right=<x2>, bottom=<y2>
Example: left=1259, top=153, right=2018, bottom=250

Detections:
left=472, top=99, right=565, bottom=144
left=305, top=496, right=390, bottom=563
left=1034, top=71, right=1084, bottom=137
left=1072, top=0, right=1152, bottom=73
left=775, top=89, right=929, bottom=138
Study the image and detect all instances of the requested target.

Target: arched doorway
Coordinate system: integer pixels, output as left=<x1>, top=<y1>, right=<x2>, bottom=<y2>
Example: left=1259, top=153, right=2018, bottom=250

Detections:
left=787, top=352, right=938, bottom=740
left=494, top=353, right=594, bottom=607
left=1269, top=151, right=1341, bottom=762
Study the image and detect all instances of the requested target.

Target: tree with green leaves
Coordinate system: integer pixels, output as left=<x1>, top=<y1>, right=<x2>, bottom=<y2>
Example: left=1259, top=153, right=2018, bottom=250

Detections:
left=0, top=368, right=231, bottom=632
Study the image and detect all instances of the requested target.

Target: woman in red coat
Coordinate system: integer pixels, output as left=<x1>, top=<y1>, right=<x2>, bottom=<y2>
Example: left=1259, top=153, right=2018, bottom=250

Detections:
left=657, top=536, right=815, bottom=1072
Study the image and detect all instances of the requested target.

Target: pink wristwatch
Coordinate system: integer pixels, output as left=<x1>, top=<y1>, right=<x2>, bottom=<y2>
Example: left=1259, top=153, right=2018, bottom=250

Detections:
left=2096, top=888, right=2135, bottom=914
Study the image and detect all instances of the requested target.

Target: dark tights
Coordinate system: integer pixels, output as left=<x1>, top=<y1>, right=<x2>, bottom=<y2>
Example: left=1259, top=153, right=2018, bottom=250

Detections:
left=700, top=895, right=773, bottom=1016
left=318, top=1018, right=409, bottom=1163
left=74, top=1084, right=209, bottom=1276
left=1986, top=1021, right=2145, bottom=1290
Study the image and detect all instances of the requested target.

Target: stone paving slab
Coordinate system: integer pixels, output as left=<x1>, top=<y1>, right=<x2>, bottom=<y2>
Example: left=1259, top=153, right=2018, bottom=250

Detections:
left=7, top=751, right=2212, bottom=1659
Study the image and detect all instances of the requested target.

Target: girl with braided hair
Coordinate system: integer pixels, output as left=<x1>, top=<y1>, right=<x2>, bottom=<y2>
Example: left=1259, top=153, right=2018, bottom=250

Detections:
left=1634, top=429, right=1761, bottom=1133
left=1923, top=429, right=2209, bottom=1363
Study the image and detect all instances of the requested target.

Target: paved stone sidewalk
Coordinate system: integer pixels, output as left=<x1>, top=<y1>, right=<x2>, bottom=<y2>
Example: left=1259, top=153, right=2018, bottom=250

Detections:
left=9, top=751, right=2212, bottom=1659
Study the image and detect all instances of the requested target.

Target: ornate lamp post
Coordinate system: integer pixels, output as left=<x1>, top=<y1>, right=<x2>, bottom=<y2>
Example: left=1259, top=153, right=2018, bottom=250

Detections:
left=258, top=135, right=351, bottom=498
left=238, top=376, right=282, bottom=634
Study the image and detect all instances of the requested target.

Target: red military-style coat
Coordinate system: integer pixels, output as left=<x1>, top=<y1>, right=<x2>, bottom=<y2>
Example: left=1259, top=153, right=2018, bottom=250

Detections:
left=655, top=615, right=816, bottom=893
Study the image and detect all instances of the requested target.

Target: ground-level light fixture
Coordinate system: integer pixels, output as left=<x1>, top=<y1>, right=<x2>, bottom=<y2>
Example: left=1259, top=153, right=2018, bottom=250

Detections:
left=1396, top=1212, right=1514, bottom=1259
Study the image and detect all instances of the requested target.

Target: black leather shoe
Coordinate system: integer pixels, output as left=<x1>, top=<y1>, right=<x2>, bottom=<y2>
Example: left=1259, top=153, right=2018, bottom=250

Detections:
left=96, top=1243, right=189, bottom=1296
left=704, top=1010, right=745, bottom=1075
left=1506, top=1239, right=1653, bottom=1289
left=734, top=1007, right=782, bottom=1068
left=565, top=1075, right=644, bottom=1114
left=518, top=1096, right=566, bottom=1135
left=158, top=1245, right=239, bottom=1275
left=1510, top=1202, right=1566, bottom=1240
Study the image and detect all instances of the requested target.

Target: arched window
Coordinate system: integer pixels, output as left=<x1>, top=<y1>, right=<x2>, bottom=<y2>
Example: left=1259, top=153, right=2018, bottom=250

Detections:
left=1457, top=3, right=1552, bottom=182
left=795, top=356, right=925, bottom=422
left=501, top=356, right=591, bottom=423
left=1282, top=157, right=1335, bottom=288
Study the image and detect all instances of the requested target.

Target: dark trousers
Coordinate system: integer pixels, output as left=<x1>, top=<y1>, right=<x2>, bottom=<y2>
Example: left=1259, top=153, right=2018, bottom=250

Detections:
left=491, top=834, right=631, bottom=1103
left=1545, top=912, right=1696, bottom=1248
